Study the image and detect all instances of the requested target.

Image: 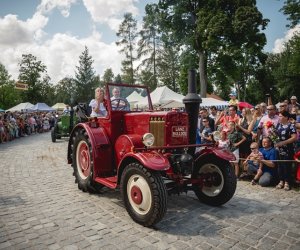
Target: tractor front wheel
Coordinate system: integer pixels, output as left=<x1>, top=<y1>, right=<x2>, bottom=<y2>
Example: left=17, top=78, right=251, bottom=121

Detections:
left=192, top=157, right=236, bottom=206
left=120, top=163, right=167, bottom=227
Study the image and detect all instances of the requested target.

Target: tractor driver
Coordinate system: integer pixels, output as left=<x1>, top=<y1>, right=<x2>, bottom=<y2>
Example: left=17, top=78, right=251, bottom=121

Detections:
left=110, top=87, right=129, bottom=111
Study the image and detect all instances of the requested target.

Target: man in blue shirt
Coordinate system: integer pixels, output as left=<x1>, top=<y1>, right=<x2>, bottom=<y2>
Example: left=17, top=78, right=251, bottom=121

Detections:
left=258, top=136, right=278, bottom=186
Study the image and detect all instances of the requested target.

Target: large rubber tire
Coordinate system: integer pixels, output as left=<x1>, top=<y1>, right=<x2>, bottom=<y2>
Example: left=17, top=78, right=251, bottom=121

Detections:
left=71, top=129, right=102, bottom=192
left=51, top=127, right=56, bottom=142
left=192, top=157, right=236, bottom=206
left=120, top=163, right=167, bottom=227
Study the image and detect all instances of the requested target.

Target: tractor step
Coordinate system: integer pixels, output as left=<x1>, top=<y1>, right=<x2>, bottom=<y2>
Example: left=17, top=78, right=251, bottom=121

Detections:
left=95, top=176, right=117, bottom=189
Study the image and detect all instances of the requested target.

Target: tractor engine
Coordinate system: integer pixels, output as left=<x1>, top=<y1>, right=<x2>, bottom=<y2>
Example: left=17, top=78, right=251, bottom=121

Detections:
left=124, top=111, right=194, bottom=175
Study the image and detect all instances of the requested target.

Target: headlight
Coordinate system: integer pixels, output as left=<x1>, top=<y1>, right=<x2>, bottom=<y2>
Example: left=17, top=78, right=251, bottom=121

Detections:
left=142, top=133, right=155, bottom=147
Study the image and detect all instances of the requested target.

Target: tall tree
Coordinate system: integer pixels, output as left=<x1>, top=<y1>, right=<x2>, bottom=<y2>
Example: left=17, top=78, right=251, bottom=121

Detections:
left=157, top=41, right=181, bottom=92
left=102, top=68, right=114, bottom=83
left=39, top=75, right=55, bottom=105
left=137, top=4, right=161, bottom=89
left=54, top=77, right=76, bottom=104
left=158, top=1, right=268, bottom=97
left=18, top=54, right=47, bottom=103
left=116, top=13, right=138, bottom=84
left=281, top=0, right=300, bottom=28
left=114, top=74, right=122, bottom=84
left=0, top=63, right=21, bottom=109
left=137, top=69, right=156, bottom=91
left=74, top=46, right=96, bottom=102
left=267, top=34, right=300, bottom=99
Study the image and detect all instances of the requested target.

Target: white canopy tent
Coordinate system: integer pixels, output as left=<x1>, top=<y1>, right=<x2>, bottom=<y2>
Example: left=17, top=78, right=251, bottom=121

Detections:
left=201, top=97, right=229, bottom=109
left=7, top=102, right=34, bottom=112
left=160, top=98, right=228, bottom=110
left=137, top=86, right=184, bottom=107
left=30, top=103, right=55, bottom=112
left=126, top=91, right=145, bottom=104
left=52, top=103, right=67, bottom=111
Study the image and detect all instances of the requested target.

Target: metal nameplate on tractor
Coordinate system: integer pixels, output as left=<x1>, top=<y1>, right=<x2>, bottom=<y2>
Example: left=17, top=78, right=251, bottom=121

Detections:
left=172, top=126, right=187, bottom=137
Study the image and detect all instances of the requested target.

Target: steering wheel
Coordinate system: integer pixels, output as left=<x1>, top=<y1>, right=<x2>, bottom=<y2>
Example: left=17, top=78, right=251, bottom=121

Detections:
left=111, top=98, right=130, bottom=111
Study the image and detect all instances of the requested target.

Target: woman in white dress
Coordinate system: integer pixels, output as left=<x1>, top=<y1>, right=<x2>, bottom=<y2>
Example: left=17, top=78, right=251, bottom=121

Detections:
left=89, top=88, right=107, bottom=117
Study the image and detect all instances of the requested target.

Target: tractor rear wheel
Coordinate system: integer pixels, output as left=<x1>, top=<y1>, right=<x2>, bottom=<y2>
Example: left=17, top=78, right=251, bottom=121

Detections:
left=120, top=163, right=167, bottom=227
left=51, top=127, right=56, bottom=142
left=192, top=157, right=236, bottom=206
left=72, top=129, right=102, bottom=192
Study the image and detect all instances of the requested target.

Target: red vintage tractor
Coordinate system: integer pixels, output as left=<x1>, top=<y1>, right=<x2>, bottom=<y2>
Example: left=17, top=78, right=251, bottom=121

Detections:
left=67, top=70, right=236, bottom=227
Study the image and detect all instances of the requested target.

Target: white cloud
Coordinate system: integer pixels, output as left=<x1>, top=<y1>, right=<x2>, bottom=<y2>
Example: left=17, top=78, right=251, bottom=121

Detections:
left=0, top=13, right=48, bottom=46
left=0, top=0, right=146, bottom=84
left=0, top=29, right=123, bottom=83
left=37, top=0, right=77, bottom=17
left=273, top=24, right=300, bottom=53
left=82, top=0, right=139, bottom=31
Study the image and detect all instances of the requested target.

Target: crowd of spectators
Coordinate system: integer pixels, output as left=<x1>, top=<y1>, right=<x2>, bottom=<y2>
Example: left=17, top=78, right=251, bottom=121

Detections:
left=196, top=95, right=300, bottom=190
left=0, top=111, right=57, bottom=143
left=1, top=95, right=300, bottom=191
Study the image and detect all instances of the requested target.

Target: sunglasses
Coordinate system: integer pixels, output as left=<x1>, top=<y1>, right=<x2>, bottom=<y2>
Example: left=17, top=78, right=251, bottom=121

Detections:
left=250, top=148, right=257, bottom=150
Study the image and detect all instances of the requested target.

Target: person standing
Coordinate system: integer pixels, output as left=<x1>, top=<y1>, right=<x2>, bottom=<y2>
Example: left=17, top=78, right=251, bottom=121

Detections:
left=257, top=104, right=279, bottom=145
left=215, top=105, right=240, bottom=132
left=275, top=111, right=297, bottom=191
left=63, top=105, right=71, bottom=114
left=89, top=88, right=107, bottom=117
left=236, top=108, right=253, bottom=159
left=227, top=121, right=246, bottom=178
left=200, top=118, right=213, bottom=144
left=289, top=96, right=300, bottom=112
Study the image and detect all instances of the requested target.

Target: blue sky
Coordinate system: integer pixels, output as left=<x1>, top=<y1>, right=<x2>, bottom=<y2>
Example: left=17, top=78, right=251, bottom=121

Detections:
left=0, top=0, right=298, bottom=83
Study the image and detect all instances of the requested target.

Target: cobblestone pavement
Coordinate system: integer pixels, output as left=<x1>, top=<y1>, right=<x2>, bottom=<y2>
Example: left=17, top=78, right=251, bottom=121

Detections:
left=0, top=132, right=299, bottom=250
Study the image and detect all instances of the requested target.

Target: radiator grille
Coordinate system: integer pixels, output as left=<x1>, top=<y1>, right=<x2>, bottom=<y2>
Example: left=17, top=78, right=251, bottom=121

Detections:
left=149, top=118, right=165, bottom=146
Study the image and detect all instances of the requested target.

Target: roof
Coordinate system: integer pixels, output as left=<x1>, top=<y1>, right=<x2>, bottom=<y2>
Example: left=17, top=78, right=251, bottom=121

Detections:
left=52, top=103, right=67, bottom=110
left=7, top=102, right=34, bottom=112
left=30, top=103, right=55, bottom=112
left=138, top=86, right=184, bottom=107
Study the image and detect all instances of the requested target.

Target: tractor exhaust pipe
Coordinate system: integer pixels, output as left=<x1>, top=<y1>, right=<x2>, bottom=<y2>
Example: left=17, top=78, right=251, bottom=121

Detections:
left=183, top=69, right=202, bottom=154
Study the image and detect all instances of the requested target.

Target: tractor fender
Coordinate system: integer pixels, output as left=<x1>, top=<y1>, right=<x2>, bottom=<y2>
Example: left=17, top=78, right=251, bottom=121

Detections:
left=117, top=152, right=171, bottom=184
left=195, top=147, right=236, bottom=164
left=68, top=123, right=110, bottom=167
left=115, top=134, right=170, bottom=178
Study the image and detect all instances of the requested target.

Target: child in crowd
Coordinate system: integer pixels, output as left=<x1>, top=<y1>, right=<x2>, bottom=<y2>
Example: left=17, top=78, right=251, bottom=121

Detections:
left=227, top=121, right=246, bottom=178
left=200, top=118, right=213, bottom=143
left=217, top=130, right=230, bottom=149
left=241, top=142, right=264, bottom=185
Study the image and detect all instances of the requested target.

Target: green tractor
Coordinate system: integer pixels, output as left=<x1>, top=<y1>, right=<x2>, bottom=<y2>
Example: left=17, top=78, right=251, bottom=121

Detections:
left=51, top=104, right=89, bottom=142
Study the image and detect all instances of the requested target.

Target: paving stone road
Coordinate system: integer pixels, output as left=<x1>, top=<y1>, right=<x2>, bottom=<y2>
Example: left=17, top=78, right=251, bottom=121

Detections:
left=0, top=132, right=300, bottom=250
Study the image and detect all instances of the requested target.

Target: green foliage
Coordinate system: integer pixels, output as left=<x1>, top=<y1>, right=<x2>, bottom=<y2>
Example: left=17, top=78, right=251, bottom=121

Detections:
left=158, top=0, right=268, bottom=98
left=138, top=69, right=156, bottom=91
left=116, top=13, right=138, bottom=84
left=39, top=75, right=55, bottom=106
left=54, top=77, right=76, bottom=105
left=114, top=74, right=122, bottom=84
left=18, top=54, right=49, bottom=103
left=0, top=63, right=21, bottom=109
left=177, top=50, right=199, bottom=95
left=157, top=41, right=180, bottom=92
left=281, top=0, right=300, bottom=28
left=74, top=46, right=96, bottom=102
left=102, top=68, right=114, bottom=83
left=267, top=34, right=300, bottom=99
left=137, top=4, right=162, bottom=89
